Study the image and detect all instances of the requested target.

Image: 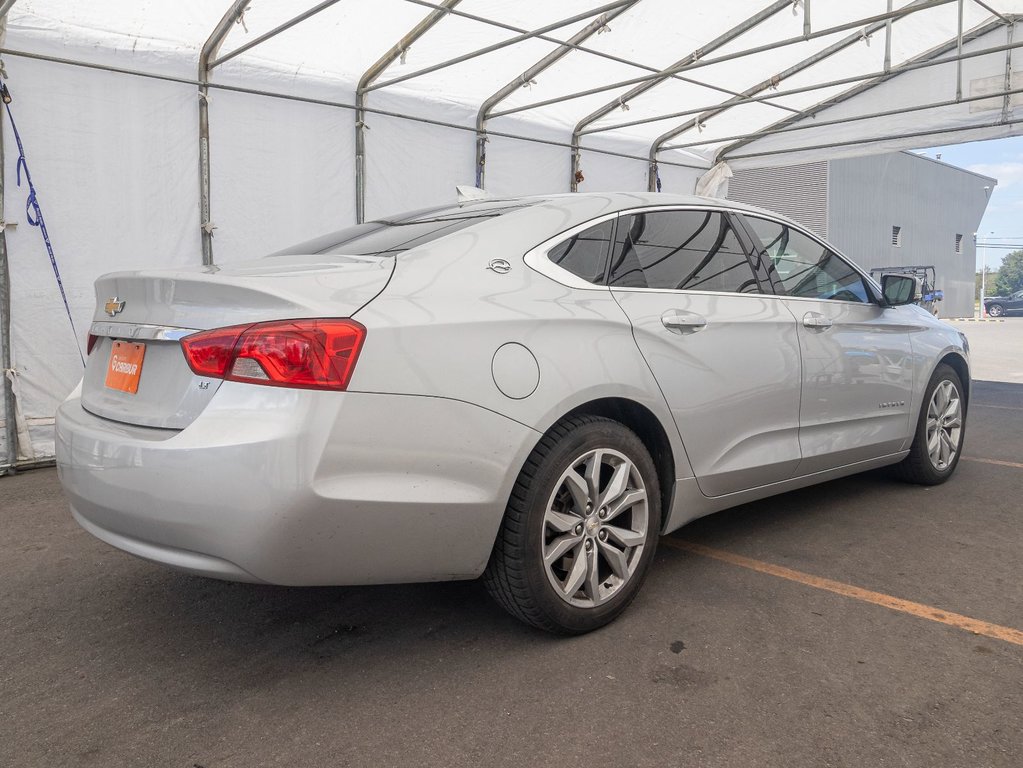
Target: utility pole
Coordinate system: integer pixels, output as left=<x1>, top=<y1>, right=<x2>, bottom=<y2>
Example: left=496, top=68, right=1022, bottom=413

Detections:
left=978, top=230, right=993, bottom=317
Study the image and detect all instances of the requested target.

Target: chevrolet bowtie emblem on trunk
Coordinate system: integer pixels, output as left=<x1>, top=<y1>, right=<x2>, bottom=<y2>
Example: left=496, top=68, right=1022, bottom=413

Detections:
left=104, top=297, right=125, bottom=317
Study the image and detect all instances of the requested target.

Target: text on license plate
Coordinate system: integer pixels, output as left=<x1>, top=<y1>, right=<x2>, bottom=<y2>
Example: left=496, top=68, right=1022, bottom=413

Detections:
left=105, top=340, right=146, bottom=394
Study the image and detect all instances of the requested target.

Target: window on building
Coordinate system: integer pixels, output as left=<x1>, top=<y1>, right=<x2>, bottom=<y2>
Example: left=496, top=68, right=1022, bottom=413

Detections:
left=955, top=233, right=963, bottom=254
left=891, top=225, right=902, bottom=247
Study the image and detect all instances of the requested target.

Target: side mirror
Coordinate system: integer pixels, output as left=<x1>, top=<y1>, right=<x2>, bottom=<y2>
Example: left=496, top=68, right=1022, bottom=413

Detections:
left=881, top=274, right=919, bottom=307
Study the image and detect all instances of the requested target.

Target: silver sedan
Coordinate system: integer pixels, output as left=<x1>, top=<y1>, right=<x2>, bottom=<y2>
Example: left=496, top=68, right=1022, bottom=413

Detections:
left=57, top=192, right=969, bottom=634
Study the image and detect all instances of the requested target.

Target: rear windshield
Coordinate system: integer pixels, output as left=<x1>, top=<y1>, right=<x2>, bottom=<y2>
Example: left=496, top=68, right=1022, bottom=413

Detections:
left=272, top=201, right=534, bottom=258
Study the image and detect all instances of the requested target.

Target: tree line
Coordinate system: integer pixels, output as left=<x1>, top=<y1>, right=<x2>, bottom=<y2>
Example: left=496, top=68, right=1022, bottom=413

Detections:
left=976, top=249, right=1023, bottom=299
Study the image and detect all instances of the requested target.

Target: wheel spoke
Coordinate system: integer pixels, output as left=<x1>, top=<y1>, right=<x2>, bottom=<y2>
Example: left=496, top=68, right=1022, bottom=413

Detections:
left=937, top=382, right=950, bottom=412
left=561, top=551, right=587, bottom=598
left=604, top=524, right=645, bottom=548
left=927, top=427, right=941, bottom=463
left=544, top=534, right=582, bottom=565
left=943, top=398, right=959, bottom=421
left=562, top=469, right=591, bottom=515
left=584, top=451, right=602, bottom=503
left=605, top=488, right=646, bottom=522
left=546, top=509, right=580, bottom=534
left=598, top=540, right=630, bottom=580
left=583, top=548, right=603, bottom=605
left=597, top=460, right=631, bottom=510
left=939, top=430, right=952, bottom=466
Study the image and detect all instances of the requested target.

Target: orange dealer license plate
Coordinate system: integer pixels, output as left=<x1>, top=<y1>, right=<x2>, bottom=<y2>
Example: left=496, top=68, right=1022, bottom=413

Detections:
left=105, top=340, right=146, bottom=394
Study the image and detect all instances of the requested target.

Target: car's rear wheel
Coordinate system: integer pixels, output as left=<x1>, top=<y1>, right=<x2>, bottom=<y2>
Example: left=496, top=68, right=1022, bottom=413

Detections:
left=483, top=415, right=660, bottom=634
left=987, top=303, right=1004, bottom=317
left=893, top=363, right=965, bottom=485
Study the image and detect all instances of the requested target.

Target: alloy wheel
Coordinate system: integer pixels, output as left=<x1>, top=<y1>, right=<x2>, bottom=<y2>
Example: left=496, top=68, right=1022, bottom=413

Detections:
left=541, top=448, right=649, bottom=608
left=926, top=380, right=962, bottom=471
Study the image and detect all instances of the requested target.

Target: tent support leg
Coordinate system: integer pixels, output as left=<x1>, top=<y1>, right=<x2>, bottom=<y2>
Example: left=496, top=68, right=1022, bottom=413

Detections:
left=0, top=3, right=17, bottom=474
left=0, top=142, right=16, bottom=474
left=956, top=0, right=965, bottom=100
left=356, top=0, right=461, bottom=223
left=1003, top=24, right=1015, bottom=122
left=198, top=0, right=250, bottom=266
left=884, top=0, right=893, bottom=71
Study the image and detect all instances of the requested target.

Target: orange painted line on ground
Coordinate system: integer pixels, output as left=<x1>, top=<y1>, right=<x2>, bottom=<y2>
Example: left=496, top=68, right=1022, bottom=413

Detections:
left=662, top=539, right=1023, bottom=647
left=962, top=456, right=1023, bottom=470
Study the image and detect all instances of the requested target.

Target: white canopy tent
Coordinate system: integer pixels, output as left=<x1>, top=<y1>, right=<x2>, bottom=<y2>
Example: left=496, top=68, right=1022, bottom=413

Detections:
left=0, top=0, right=1020, bottom=469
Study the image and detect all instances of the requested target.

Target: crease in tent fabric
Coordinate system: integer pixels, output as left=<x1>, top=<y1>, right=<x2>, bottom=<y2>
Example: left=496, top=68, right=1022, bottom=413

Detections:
left=1, top=79, right=85, bottom=367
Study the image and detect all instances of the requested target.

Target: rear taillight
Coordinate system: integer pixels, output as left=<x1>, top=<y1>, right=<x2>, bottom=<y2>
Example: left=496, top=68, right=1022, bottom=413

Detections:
left=180, top=319, right=366, bottom=391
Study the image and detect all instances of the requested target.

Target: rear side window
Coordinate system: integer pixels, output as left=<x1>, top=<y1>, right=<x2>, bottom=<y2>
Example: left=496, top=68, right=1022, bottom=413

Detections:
left=608, top=210, right=759, bottom=293
left=745, top=216, right=870, bottom=303
left=272, top=202, right=534, bottom=258
left=546, top=220, right=614, bottom=284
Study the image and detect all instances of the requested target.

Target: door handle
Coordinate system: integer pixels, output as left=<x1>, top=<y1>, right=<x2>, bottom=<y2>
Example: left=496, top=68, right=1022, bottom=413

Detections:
left=661, top=310, right=707, bottom=334
left=802, top=311, right=833, bottom=330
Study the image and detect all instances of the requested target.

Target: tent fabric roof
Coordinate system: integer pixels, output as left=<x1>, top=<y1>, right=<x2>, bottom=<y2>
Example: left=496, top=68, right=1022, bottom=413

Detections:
left=5, top=0, right=1022, bottom=172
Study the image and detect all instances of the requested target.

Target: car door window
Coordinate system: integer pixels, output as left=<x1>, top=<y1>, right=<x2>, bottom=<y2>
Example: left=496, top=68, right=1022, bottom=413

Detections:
left=744, top=216, right=870, bottom=303
left=608, top=210, right=760, bottom=293
left=546, top=219, right=614, bottom=284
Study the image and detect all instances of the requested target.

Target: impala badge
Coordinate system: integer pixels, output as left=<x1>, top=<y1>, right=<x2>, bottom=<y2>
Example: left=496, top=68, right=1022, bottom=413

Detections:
left=487, top=259, right=511, bottom=274
left=104, top=297, right=125, bottom=317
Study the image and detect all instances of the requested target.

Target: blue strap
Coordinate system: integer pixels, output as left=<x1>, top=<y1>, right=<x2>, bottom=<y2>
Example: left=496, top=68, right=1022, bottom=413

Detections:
left=3, top=82, right=85, bottom=367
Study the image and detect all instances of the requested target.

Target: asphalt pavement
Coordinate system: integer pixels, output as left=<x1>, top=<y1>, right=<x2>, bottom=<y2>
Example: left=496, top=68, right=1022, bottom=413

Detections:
left=2, top=343, right=1021, bottom=766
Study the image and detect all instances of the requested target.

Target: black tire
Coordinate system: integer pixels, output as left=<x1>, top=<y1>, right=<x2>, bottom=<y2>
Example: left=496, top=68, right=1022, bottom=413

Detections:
left=483, top=415, right=661, bottom=635
left=893, top=363, right=966, bottom=485
left=987, top=303, right=1004, bottom=318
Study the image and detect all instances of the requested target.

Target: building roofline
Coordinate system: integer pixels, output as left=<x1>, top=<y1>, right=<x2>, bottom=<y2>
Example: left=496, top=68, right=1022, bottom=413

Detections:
left=902, top=150, right=999, bottom=185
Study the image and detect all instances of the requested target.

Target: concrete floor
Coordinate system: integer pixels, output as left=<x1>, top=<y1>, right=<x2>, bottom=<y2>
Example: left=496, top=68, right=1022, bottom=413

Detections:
left=3, top=374, right=1022, bottom=766
left=948, top=317, right=1023, bottom=384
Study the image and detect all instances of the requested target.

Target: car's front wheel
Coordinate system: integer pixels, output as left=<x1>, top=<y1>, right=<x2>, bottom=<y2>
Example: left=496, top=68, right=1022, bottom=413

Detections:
left=987, top=303, right=1004, bottom=317
left=484, top=415, right=660, bottom=634
left=894, top=363, right=966, bottom=485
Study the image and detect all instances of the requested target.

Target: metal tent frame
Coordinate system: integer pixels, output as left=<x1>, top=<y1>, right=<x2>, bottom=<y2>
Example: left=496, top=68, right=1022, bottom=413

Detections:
left=0, top=0, right=1019, bottom=472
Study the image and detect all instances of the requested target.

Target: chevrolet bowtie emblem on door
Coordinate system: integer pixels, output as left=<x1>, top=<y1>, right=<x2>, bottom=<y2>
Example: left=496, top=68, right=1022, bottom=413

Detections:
left=104, top=297, right=125, bottom=317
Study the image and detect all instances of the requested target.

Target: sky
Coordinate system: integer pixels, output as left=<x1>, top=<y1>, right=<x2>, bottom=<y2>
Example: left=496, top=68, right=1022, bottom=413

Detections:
left=913, top=136, right=1023, bottom=272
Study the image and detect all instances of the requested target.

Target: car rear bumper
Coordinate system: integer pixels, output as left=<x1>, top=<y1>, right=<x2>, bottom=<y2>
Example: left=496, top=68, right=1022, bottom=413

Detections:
left=56, top=382, right=540, bottom=585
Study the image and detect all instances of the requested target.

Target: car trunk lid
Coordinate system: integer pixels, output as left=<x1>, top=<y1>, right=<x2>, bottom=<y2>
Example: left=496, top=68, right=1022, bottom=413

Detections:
left=81, top=254, right=393, bottom=429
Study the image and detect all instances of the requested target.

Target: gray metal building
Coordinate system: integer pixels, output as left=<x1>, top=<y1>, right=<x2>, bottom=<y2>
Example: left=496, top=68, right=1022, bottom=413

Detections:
left=727, top=152, right=996, bottom=319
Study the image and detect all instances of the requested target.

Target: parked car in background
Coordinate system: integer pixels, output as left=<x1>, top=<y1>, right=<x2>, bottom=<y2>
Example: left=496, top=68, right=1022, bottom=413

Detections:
left=984, top=290, right=1023, bottom=317
left=56, top=192, right=970, bottom=634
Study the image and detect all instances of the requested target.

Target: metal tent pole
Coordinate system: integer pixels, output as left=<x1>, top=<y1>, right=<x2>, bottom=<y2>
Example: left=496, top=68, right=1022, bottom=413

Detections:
left=401, top=0, right=801, bottom=119
left=0, top=0, right=15, bottom=474
left=209, top=0, right=347, bottom=69
left=569, top=0, right=791, bottom=192
left=474, top=1, right=639, bottom=190
left=0, top=100, right=14, bottom=475
left=713, top=16, right=1013, bottom=160
left=198, top=0, right=250, bottom=267
left=721, top=118, right=1023, bottom=162
left=356, top=0, right=460, bottom=224
left=658, top=85, right=1023, bottom=154
left=645, top=0, right=949, bottom=190
left=366, top=1, right=634, bottom=95
left=489, top=0, right=958, bottom=120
